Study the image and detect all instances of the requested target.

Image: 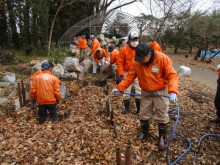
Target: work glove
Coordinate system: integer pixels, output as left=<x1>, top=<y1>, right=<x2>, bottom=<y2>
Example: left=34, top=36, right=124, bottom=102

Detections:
left=116, top=75, right=124, bottom=84
left=169, top=93, right=178, bottom=102
left=105, top=61, right=110, bottom=65
left=112, top=88, right=120, bottom=94
left=98, top=63, right=101, bottom=67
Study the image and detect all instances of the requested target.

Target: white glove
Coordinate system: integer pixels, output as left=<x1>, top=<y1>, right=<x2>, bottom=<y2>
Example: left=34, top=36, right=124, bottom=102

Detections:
left=112, top=88, right=120, bottom=94
left=105, top=61, right=110, bottom=65
left=98, top=63, right=101, bottom=67
left=216, top=64, right=220, bottom=71
left=169, top=93, right=178, bottom=102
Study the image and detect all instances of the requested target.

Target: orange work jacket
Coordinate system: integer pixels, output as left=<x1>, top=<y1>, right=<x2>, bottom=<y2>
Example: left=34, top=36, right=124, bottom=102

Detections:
left=117, top=44, right=136, bottom=76
left=116, top=52, right=178, bottom=94
left=30, top=72, right=61, bottom=105
left=78, top=37, right=87, bottom=50
left=150, top=41, right=161, bottom=52
left=94, top=48, right=109, bottom=64
left=30, top=69, right=53, bottom=81
left=90, top=38, right=101, bottom=55
left=110, top=49, right=119, bottom=65
left=218, top=69, right=220, bottom=77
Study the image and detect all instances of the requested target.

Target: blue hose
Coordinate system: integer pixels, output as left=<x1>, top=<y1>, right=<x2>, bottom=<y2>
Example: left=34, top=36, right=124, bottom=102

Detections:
left=117, top=92, right=220, bottom=164
left=193, top=134, right=220, bottom=163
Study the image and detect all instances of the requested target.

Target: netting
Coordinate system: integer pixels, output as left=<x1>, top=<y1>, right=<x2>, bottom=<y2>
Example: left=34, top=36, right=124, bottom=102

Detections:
left=57, top=10, right=145, bottom=46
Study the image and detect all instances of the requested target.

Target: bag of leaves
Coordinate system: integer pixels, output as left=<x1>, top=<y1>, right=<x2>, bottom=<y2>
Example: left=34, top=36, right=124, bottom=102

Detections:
left=52, top=64, right=64, bottom=79
left=63, top=57, right=82, bottom=72
left=100, top=64, right=115, bottom=81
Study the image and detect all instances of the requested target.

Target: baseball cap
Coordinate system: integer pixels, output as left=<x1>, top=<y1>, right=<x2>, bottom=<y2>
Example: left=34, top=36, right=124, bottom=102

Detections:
left=134, top=42, right=153, bottom=62
left=41, top=62, right=51, bottom=70
left=90, top=35, right=95, bottom=38
left=128, top=31, right=139, bottom=40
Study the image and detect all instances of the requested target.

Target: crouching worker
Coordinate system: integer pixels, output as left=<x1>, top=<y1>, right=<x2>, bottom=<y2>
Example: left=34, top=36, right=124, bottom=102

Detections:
left=112, top=43, right=178, bottom=150
left=93, top=48, right=109, bottom=74
left=30, top=62, right=61, bottom=124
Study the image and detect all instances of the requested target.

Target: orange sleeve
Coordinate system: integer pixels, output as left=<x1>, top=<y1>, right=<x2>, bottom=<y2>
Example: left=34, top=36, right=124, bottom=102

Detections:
left=110, top=50, right=119, bottom=64
left=117, top=48, right=126, bottom=76
left=102, top=49, right=109, bottom=61
left=30, top=78, right=37, bottom=100
left=90, top=39, right=101, bottom=55
left=151, top=42, right=161, bottom=52
left=163, top=56, right=178, bottom=94
left=116, top=64, right=137, bottom=92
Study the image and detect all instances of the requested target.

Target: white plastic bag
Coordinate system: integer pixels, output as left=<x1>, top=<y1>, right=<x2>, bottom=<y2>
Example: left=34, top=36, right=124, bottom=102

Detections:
left=178, top=66, right=191, bottom=77
left=2, top=72, right=16, bottom=84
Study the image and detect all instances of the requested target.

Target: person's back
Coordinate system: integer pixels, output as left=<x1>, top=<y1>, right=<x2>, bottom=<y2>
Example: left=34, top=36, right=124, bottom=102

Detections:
left=30, top=72, right=61, bottom=105
left=147, top=37, right=161, bottom=52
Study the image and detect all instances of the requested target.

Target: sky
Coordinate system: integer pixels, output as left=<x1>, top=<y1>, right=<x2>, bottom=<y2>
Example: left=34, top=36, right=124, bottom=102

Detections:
left=114, top=0, right=219, bottom=17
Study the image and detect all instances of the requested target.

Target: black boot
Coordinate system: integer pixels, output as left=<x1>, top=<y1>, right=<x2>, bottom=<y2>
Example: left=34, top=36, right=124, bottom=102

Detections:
left=121, top=99, right=130, bottom=114
left=138, top=120, right=149, bottom=140
left=158, top=123, right=167, bottom=150
left=135, top=98, right=141, bottom=114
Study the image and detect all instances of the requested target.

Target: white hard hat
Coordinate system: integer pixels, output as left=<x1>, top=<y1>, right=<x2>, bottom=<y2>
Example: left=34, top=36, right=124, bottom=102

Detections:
left=128, top=31, right=139, bottom=40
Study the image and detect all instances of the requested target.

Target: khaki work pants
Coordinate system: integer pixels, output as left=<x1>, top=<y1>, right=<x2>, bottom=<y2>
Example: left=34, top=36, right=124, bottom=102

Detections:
left=123, top=72, right=141, bottom=100
left=139, top=88, right=170, bottom=123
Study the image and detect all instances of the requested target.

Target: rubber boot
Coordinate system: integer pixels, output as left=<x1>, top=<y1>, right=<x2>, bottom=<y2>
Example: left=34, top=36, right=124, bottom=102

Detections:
left=135, top=98, right=141, bottom=114
left=138, top=120, right=149, bottom=140
left=158, top=123, right=167, bottom=150
left=121, top=99, right=130, bottom=114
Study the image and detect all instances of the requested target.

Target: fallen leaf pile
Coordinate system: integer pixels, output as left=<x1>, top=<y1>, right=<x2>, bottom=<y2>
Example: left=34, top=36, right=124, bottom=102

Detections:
left=0, top=63, right=220, bottom=164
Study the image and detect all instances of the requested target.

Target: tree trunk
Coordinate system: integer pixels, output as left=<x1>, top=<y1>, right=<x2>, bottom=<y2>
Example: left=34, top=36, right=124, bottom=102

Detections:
left=174, top=47, right=178, bottom=54
left=47, top=0, right=64, bottom=57
left=23, top=0, right=31, bottom=55
left=189, top=45, right=192, bottom=54
left=0, top=0, right=8, bottom=47
left=6, top=0, right=20, bottom=49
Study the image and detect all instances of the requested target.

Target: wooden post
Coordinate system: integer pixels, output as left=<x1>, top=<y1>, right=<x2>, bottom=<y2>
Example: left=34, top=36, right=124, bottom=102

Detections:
left=116, top=148, right=122, bottom=165
left=125, top=145, right=132, bottom=165
left=21, top=80, right=26, bottom=105
left=17, top=82, right=23, bottom=106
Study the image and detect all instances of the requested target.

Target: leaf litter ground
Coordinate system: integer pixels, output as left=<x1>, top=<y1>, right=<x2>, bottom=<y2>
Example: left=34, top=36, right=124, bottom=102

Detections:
left=0, top=58, right=220, bottom=165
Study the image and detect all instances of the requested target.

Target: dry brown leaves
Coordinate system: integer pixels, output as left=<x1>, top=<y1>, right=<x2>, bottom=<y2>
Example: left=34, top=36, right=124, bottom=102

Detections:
left=0, top=66, right=220, bottom=164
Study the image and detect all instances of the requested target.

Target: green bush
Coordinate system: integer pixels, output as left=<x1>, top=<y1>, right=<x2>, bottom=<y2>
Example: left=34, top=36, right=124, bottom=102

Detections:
left=49, top=47, right=70, bottom=64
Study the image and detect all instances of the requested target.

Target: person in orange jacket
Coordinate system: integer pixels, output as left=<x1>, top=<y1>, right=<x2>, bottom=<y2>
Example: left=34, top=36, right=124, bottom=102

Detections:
left=112, top=42, right=178, bottom=150
left=117, top=31, right=142, bottom=114
left=77, top=34, right=87, bottom=61
left=108, top=45, right=119, bottom=67
left=94, top=48, right=110, bottom=67
left=147, top=37, right=161, bottom=52
left=30, top=62, right=61, bottom=124
left=89, top=35, right=101, bottom=74
left=210, top=64, right=220, bottom=123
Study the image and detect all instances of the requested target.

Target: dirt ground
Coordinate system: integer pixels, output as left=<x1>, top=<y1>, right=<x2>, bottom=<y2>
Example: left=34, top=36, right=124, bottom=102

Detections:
left=0, top=55, right=220, bottom=164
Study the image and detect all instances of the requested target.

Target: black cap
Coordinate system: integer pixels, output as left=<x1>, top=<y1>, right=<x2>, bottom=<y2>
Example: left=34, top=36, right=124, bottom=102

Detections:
left=108, top=46, right=114, bottom=52
left=41, top=62, right=51, bottom=70
left=134, top=42, right=153, bottom=62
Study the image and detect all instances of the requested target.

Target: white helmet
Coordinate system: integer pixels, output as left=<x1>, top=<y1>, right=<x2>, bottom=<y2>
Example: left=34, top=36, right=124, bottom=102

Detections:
left=128, top=31, right=139, bottom=40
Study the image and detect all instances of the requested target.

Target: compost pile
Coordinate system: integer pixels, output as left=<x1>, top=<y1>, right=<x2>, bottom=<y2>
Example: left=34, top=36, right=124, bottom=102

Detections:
left=0, top=75, right=219, bottom=164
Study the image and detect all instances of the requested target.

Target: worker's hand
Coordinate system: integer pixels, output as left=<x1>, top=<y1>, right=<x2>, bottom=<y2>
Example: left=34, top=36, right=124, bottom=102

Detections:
left=112, top=88, right=120, bottom=94
left=105, top=61, right=110, bottom=65
left=116, top=75, right=124, bottom=84
left=169, top=93, right=178, bottom=102
left=98, top=63, right=101, bottom=67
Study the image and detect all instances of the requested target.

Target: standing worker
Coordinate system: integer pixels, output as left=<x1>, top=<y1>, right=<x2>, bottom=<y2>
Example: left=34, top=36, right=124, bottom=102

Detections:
left=117, top=31, right=141, bottom=114
left=30, top=62, right=61, bottom=124
left=89, top=35, right=101, bottom=75
left=210, top=64, right=220, bottom=123
left=147, top=37, right=161, bottom=52
left=93, top=48, right=110, bottom=74
left=112, top=42, right=178, bottom=150
left=108, top=45, right=119, bottom=67
left=77, top=34, right=87, bottom=61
